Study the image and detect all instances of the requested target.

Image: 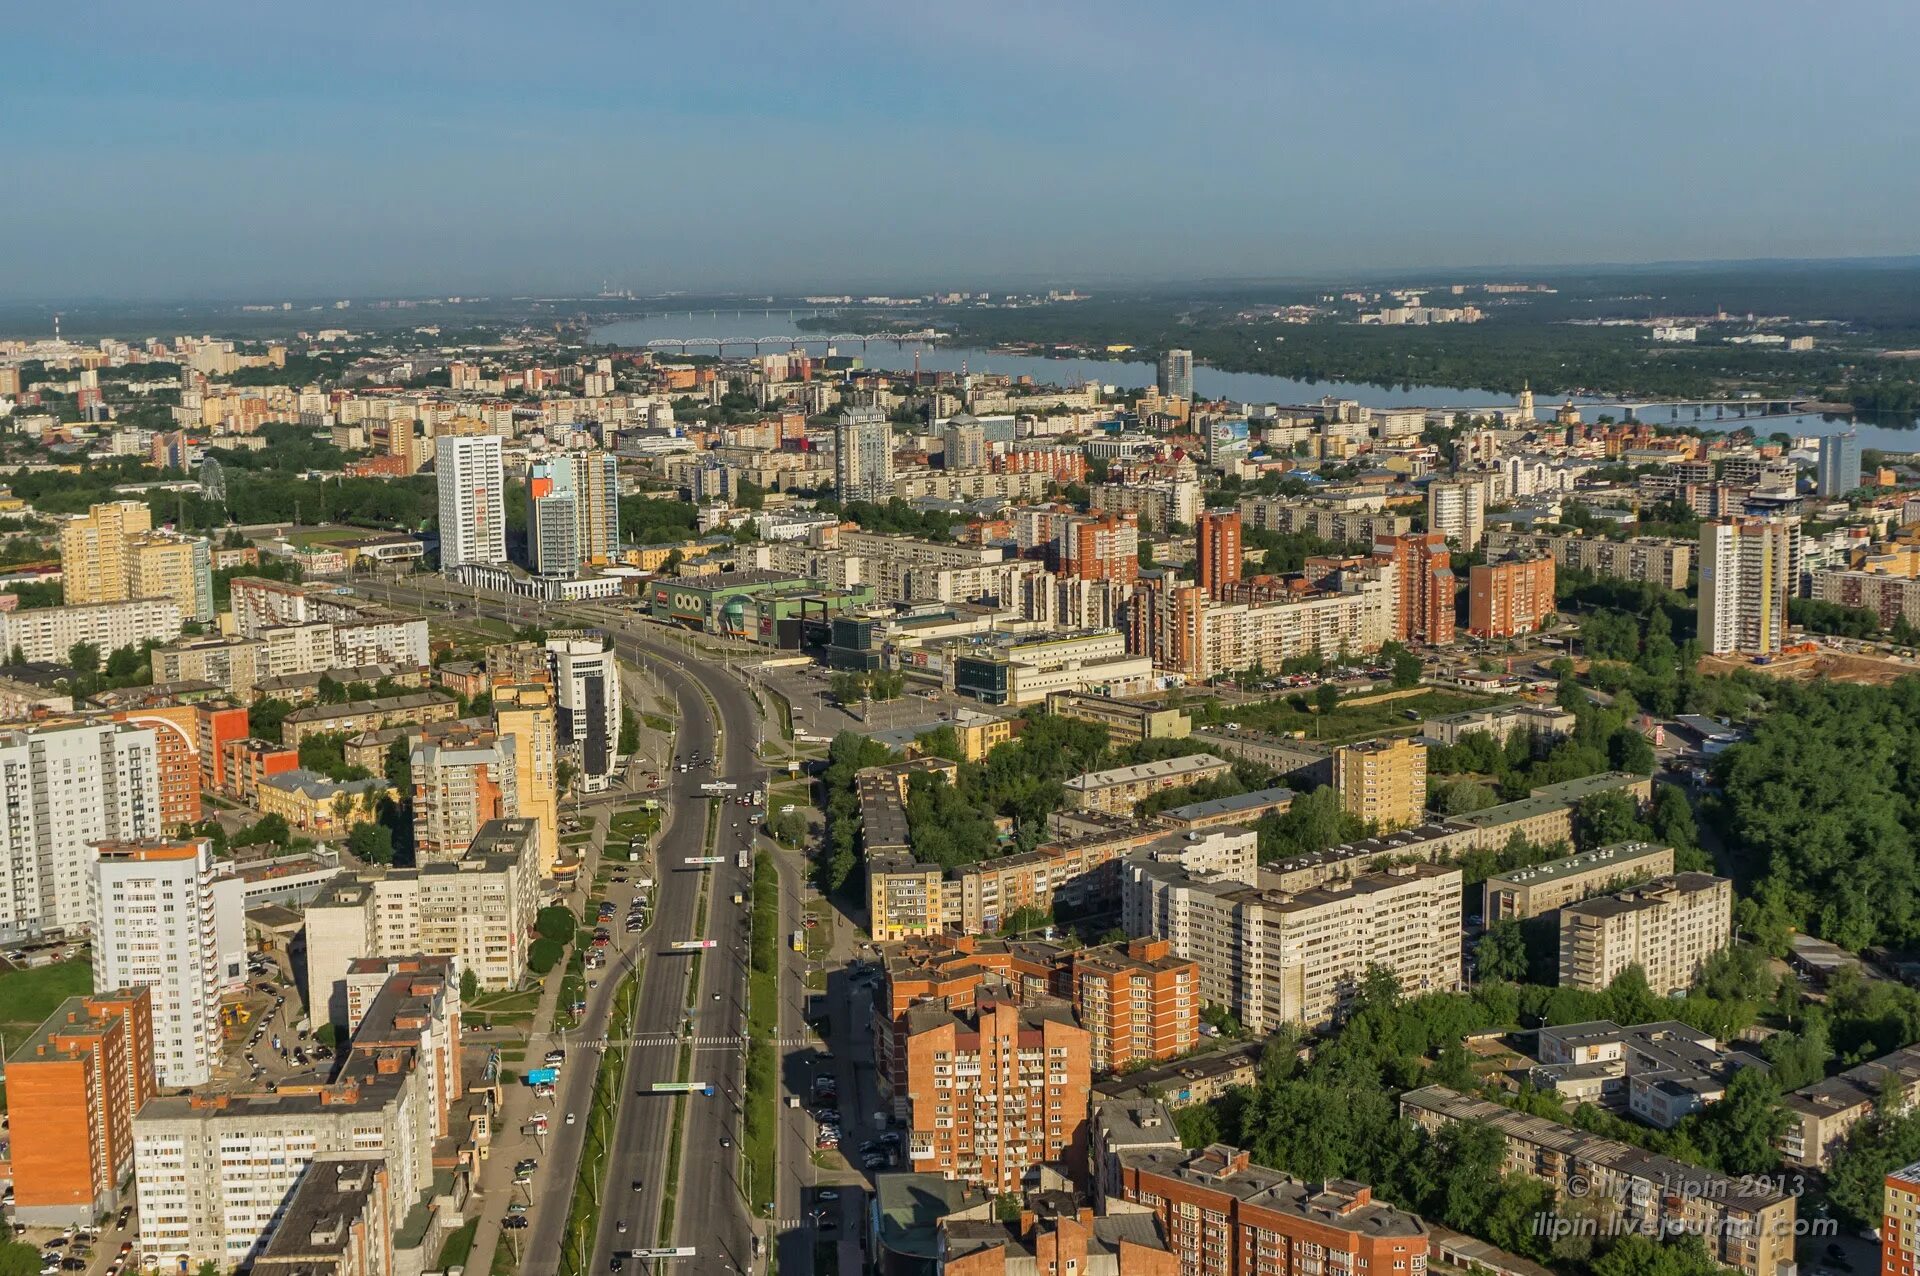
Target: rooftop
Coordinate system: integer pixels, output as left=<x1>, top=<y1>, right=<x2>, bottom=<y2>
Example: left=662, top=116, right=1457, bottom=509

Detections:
left=1119, top=1145, right=1426, bottom=1238
left=1487, top=840, right=1670, bottom=889
left=1064, top=752, right=1231, bottom=794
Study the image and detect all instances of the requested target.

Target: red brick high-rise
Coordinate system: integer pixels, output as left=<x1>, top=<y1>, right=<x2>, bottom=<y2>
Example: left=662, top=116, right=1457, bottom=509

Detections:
left=1468, top=555, right=1556, bottom=638
left=1374, top=532, right=1455, bottom=645
left=903, top=998, right=1091, bottom=1192
left=1197, top=510, right=1243, bottom=598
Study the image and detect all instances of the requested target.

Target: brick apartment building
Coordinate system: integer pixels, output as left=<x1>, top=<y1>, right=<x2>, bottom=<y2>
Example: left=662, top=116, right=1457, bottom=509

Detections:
left=5, top=988, right=158, bottom=1225
left=903, top=998, right=1092, bottom=1192
left=1111, top=1144, right=1429, bottom=1276
left=1468, top=555, right=1556, bottom=638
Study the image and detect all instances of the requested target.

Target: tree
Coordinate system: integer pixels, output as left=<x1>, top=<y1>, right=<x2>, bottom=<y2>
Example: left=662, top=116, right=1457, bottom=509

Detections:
left=765, top=810, right=807, bottom=847
left=535, top=906, right=576, bottom=944
left=67, top=640, right=101, bottom=674
left=1434, top=778, right=1498, bottom=815
left=1607, top=725, right=1656, bottom=775
left=347, top=821, right=394, bottom=865
left=1475, top=920, right=1530, bottom=982
left=1688, top=1067, right=1789, bottom=1174
left=1314, top=682, right=1341, bottom=715
left=460, top=966, right=480, bottom=1002
left=0, top=1242, right=48, bottom=1276
left=250, top=696, right=295, bottom=744
left=1381, top=641, right=1423, bottom=689
left=527, top=937, right=564, bottom=975
left=1574, top=789, right=1648, bottom=852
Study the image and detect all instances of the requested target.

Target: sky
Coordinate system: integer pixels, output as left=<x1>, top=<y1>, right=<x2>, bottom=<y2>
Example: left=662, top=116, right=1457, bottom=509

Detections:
left=5, top=0, right=1919, bottom=300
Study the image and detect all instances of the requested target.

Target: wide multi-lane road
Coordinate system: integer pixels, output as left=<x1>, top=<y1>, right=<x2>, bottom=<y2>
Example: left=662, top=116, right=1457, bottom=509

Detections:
left=377, top=579, right=766, bottom=1274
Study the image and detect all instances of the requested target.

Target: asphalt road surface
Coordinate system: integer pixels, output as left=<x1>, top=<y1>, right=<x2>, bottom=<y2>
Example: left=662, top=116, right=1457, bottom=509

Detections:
left=377, top=579, right=763, bottom=1275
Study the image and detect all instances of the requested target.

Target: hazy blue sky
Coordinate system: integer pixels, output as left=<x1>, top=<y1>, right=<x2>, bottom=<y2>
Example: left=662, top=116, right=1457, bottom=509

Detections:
left=6, top=1, right=1919, bottom=299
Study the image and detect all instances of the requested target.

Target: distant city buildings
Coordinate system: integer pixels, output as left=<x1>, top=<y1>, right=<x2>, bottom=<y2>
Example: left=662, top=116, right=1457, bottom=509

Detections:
left=835, top=405, right=895, bottom=503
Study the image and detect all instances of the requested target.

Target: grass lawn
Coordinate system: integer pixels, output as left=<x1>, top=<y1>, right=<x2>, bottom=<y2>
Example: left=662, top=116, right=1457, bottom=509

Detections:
left=1210, top=688, right=1501, bottom=745
left=561, top=832, right=594, bottom=847
left=608, top=808, right=661, bottom=840
left=0, top=959, right=92, bottom=1037
left=435, top=1219, right=478, bottom=1270
left=469, top=988, right=541, bottom=1015
left=642, top=712, right=674, bottom=733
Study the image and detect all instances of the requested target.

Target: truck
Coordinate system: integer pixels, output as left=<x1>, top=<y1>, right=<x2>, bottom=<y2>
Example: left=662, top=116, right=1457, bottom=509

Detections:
left=791, top=929, right=805, bottom=953
left=736, top=849, right=750, bottom=870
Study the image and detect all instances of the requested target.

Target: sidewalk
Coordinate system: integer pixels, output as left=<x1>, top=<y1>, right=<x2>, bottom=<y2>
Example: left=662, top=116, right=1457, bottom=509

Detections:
left=467, top=778, right=654, bottom=1276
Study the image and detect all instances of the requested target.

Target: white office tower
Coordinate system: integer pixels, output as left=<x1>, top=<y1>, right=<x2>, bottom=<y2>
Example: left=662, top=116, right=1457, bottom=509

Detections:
left=436, top=435, right=506, bottom=571
left=0, top=720, right=162, bottom=942
left=546, top=635, right=621, bottom=792
left=834, top=406, right=895, bottom=503
left=1699, top=516, right=1800, bottom=656
left=89, top=838, right=222, bottom=1087
left=528, top=457, right=580, bottom=576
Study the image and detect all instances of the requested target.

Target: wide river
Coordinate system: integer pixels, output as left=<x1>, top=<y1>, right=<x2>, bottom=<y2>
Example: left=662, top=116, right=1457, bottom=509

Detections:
left=593, top=310, right=1912, bottom=448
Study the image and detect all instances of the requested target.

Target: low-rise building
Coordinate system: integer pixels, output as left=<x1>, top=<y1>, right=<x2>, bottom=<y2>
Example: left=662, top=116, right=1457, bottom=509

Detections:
left=1108, top=1143, right=1428, bottom=1276
left=1781, top=1045, right=1920, bottom=1170
left=1421, top=702, right=1576, bottom=749
left=0, top=597, right=182, bottom=664
left=1484, top=529, right=1692, bottom=590
left=1400, top=1085, right=1797, bottom=1276
left=1045, top=691, right=1192, bottom=746
left=1064, top=754, right=1234, bottom=816
left=257, top=768, right=394, bottom=836
left=1154, top=786, right=1295, bottom=833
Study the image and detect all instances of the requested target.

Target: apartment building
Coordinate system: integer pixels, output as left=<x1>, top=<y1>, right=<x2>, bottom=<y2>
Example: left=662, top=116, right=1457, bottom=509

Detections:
left=1373, top=532, right=1454, bottom=645
left=492, top=681, right=559, bottom=874
left=1779, top=1045, right=1920, bottom=1171
left=1420, top=702, right=1575, bottom=748
left=1812, top=570, right=1920, bottom=629
left=227, top=578, right=430, bottom=667
left=247, top=1156, right=393, bottom=1276
left=58, top=500, right=151, bottom=604
left=1109, top=1144, right=1428, bottom=1276
left=0, top=719, right=162, bottom=941
left=1064, top=754, right=1235, bottom=816
left=1427, top=478, right=1487, bottom=550
left=436, top=433, right=507, bottom=571
left=1468, top=555, right=1556, bottom=638
left=835, top=405, right=896, bottom=502
left=0, top=597, right=183, bottom=664
left=1484, top=841, right=1675, bottom=923
left=125, top=531, right=214, bottom=622
left=546, top=634, right=621, bottom=791
left=223, top=737, right=299, bottom=804
left=412, top=730, right=519, bottom=861
left=1068, top=939, right=1200, bottom=1074
left=1089, top=477, right=1203, bottom=533
left=1484, top=529, right=1692, bottom=590
left=1155, top=786, right=1296, bottom=833
left=1122, top=857, right=1461, bottom=1032
left=903, top=998, right=1092, bottom=1192
left=1699, top=517, right=1799, bottom=656
left=302, top=818, right=539, bottom=1027
left=1044, top=691, right=1191, bottom=746
left=938, top=1196, right=1179, bottom=1276
left=1056, top=513, right=1141, bottom=585
left=1400, top=1086, right=1797, bottom=1276
left=88, top=838, right=222, bottom=1087
left=155, top=634, right=266, bottom=699
left=1239, top=495, right=1411, bottom=547
left=1559, top=872, right=1733, bottom=995
left=5, top=988, right=157, bottom=1225
left=1335, top=736, right=1427, bottom=831
left=132, top=970, right=445, bottom=1271
left=281, top=692, right=459, bottom=746
left=1196, top=510, right=1243, bottom=598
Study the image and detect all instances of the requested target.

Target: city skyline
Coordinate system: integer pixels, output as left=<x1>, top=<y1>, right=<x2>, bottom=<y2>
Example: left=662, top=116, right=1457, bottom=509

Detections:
left=7, top=1, right=1920, bottom=299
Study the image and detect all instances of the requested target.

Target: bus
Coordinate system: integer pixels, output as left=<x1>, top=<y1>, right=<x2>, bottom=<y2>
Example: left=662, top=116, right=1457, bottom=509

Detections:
left=790, top=929, right=804, bottom=953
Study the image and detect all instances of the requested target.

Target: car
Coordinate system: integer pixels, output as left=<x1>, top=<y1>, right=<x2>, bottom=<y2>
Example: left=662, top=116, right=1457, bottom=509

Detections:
left=119, top=1243, right=133, bottom=1256
left=861, top=1153, right=888, bottom=1170
left=117, top=1208, right=131, bottom=1229
left=616, top=1221, right=628, bottom=1234
left=610, top=1258, right=624, bottom=1273
left=720, top=1136, right=733, bottom=1148
left=817, top=1189, right=840, bottom=1201
left=712, top=992, right=721, bottom=1001
left=818, top=1215, right=839, bottom=1233
left=565, top=1112, right=577, bottom=1125
left=515, top=1158, right=538, bottom=1173
left=507, top=1203, right=529, bottom=1215
left=632, top=1179, right=645, bottom=1193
